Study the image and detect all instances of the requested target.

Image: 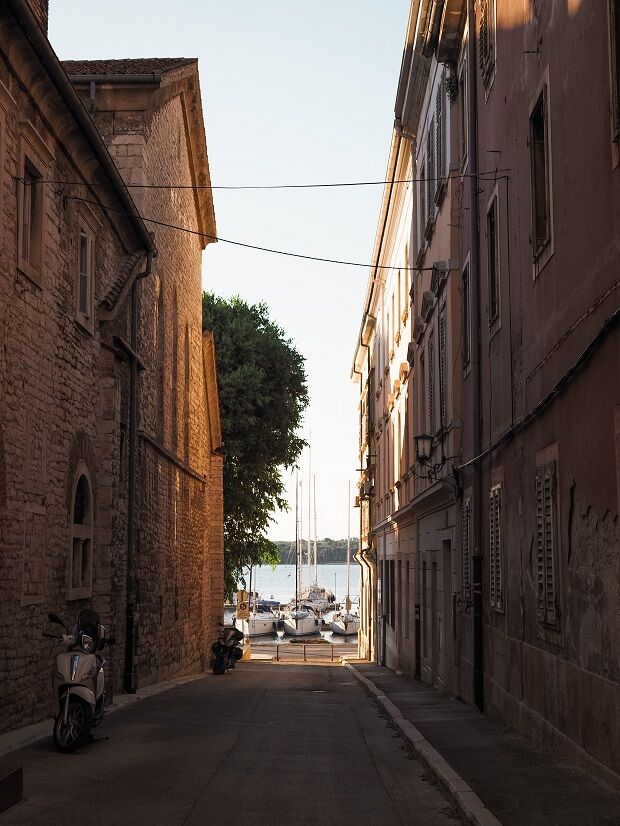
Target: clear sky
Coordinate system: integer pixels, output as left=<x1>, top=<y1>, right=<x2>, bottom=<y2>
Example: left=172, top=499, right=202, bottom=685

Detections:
left=49, top=1, right=409, bottom=542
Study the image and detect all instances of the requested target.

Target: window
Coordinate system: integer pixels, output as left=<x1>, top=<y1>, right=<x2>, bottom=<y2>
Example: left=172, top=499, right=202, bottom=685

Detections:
left=419, top=159, right=427, bottom=252
left=435, top=72, right=446, bottom=198
left=420, top=352, right=426, bottom=433
left=536, top=462, right=558, bottom=626
left=77, top=226, right=95, bottom=328
left=18, top=155, right=44, bottom=284
left=462, top=264, right=471, bottom=367
left=439, top=310, right=448, bottom=427
left=487, top=197, right=500, bottom=324
left=458, top=58, right=468, bottom=168
left=609, top=1, right=620, bottom=140
left=426, top=124, right=435, bottom=233
left=489, top=484, right=503, bottom=611
left=462, top=497, right=472, bottom=600
left=427, top=332, right=435, bottom=435
left=530, top=89, right=551, bottom=259
left=389, top=559, right=395, bottom=628
left=69, top=465, right=93, bottom=600
left=479, top=0, right=496, bottom=88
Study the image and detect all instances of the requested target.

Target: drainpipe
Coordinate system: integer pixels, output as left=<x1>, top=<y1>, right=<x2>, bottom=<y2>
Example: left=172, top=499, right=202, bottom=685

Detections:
left=124, top=250, right=153, bottom=693
left=466, top=0, right=484, bottom=713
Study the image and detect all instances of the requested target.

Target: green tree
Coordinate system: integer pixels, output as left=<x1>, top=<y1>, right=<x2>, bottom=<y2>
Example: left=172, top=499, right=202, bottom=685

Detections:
left=202, top=293, right=309, bottom=598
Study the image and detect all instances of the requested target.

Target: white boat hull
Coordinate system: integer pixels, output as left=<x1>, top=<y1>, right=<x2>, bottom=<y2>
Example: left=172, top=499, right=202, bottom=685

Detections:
left=282, top=613, right=320, bottom=636
left=331, top=616, right=360, bottom=636
left=236, top=613, right=280, bottom=636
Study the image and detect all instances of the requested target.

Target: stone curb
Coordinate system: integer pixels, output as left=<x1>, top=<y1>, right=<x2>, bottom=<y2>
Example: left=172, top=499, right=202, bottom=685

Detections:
left=344, top=662, right=503, bottom=826
left=0, top=671, right=210, bottom=758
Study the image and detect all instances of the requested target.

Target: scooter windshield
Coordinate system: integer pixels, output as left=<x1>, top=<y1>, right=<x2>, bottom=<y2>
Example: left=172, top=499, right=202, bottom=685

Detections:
left=76, top=609, right=101, bottom=645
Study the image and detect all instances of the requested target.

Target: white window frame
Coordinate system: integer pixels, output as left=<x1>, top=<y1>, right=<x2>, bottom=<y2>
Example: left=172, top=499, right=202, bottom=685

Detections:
left=68, top=461, right=94, bottom=601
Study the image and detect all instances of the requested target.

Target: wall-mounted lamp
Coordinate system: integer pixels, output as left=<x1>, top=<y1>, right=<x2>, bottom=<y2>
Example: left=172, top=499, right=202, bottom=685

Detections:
left=414, top=434, right=433, bottom=464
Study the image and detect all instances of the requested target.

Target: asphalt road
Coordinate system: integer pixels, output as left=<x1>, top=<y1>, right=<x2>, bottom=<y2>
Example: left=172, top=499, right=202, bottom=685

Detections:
left=4, top=662, right=461, bottom=825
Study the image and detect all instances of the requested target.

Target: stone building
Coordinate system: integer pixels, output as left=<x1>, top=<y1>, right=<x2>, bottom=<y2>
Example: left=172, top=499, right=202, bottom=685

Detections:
left=0, top=0, right=223, bottom=734
left=355, top=0, right=620, bottom=783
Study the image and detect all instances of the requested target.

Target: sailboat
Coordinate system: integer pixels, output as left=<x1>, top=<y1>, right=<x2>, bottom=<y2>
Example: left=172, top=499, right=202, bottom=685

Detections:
left=299, top=455, right=335, bottom=613
left=331, top=480, right=360, bottom=636
left=282, top=469, right=320, bottom=637
left=235, top=565, right=282, bottom=636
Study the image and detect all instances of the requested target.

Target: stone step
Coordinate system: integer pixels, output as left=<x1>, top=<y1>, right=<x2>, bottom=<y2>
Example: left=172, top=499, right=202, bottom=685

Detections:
left=0, top=762, right=23, bottom=814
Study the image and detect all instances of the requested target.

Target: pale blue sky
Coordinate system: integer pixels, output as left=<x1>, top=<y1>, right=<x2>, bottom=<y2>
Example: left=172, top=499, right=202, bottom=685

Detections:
left=49, top=1, right=409, bottom=541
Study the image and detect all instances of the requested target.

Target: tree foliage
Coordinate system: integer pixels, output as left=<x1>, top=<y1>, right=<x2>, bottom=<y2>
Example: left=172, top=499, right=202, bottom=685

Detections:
left=202, top=293, right=309, bottom=598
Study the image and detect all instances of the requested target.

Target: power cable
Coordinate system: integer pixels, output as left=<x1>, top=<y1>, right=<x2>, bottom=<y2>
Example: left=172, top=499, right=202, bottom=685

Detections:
left=24, top=169, right=510, bottom=191
left=65, top=193, right=440, bottom=272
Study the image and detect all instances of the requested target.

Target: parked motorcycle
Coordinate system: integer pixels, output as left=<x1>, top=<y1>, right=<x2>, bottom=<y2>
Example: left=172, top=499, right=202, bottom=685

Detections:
left=211, top=623, right=244, bottom=674
left=43, top=609, right=115, bottom=752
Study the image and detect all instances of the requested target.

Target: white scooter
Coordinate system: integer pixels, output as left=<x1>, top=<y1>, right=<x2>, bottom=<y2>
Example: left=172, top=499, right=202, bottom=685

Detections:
left=43, top=609, right=115, bottom=752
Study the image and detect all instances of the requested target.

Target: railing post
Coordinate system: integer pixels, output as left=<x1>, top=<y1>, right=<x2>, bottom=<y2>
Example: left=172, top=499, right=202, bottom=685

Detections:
left=304, top=644, right=307, bottom=662
left=331, top=644, right=334, bottom=662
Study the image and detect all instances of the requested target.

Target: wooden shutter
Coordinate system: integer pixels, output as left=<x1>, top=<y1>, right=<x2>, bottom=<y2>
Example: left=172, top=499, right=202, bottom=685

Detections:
left=536, top=463, right=557, bottom=625
left=427, top=333, right=435, bottom=434
left=462, top=497, right=472, bottom=599
left=439, top=311, right=447, bottom=426
left=435, top=73, right=446, bottom=196
left=426, top=125, right=434, bottom=228
left=489, top=484, right=503, bottom=611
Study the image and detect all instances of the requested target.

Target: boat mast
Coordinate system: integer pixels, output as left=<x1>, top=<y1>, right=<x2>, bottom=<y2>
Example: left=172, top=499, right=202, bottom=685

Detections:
left=299, top=476, right=304, bottom=590
left=295, top=468, right=299, bottom=611
left=346, top=479, right=351, bottom=606
left=307, top=436, right=312, bottom=585
left=313, top=474, right=318, bottom=585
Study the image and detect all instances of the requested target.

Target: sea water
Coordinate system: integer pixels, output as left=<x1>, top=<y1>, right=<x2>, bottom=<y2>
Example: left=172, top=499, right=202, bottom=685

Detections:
left=238, top=563, right=360, bottom=605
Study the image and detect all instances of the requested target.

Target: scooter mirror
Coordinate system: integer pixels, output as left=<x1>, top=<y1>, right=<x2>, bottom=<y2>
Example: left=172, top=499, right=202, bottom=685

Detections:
left=48, top=612, right=63, bottom=625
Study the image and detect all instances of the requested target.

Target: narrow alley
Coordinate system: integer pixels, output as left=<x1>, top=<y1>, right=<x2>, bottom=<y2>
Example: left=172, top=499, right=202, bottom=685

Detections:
left=1, top=661, right=460, bottom=826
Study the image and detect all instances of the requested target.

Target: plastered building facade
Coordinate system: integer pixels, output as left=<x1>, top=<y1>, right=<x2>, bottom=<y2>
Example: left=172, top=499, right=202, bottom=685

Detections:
left=355, top=0, right=620, bottom=782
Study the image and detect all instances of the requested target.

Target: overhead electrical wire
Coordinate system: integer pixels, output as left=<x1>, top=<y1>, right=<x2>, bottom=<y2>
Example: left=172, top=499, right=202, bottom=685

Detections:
left=65, top=193, right=438, bottom=271
left=29, top=169, right=510, bottom=192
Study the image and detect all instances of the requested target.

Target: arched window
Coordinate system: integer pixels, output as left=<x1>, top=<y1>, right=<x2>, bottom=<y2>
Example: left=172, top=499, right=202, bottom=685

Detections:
left=69, top=463, right=93, bottom=600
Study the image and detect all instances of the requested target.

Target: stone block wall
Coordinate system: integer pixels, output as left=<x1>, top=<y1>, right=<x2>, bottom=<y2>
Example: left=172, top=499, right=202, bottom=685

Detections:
left=94, top=87, right=223, bottom=692
left=0, top=24, right=138, bottom=732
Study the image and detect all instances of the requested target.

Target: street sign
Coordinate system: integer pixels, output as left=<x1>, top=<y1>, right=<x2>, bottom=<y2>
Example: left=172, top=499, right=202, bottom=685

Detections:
left=236, top=590, right=250, bottom=619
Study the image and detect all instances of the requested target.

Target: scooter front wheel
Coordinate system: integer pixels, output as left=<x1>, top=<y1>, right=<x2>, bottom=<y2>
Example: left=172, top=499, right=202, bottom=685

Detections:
left=53, top=697, right=93, bottom=753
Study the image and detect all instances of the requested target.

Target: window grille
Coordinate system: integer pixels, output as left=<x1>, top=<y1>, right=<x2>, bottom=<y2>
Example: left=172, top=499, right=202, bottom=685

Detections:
left=489, top=484, right=503, bottom=610
left=439, top=310, right=448, bottom=427
left=462, top=497, right=472, bottom=599
left=536, top=462, right=558, bottom=626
